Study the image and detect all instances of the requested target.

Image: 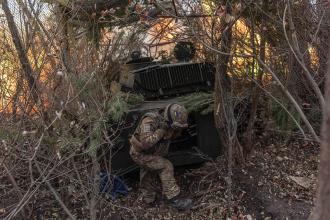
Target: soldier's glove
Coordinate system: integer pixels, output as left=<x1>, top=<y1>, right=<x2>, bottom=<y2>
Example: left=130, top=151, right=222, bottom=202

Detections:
left=159, top=121, right=169, bottom=131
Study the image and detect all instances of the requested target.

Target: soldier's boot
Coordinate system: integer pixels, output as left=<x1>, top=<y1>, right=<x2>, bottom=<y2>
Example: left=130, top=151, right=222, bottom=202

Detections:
left=143, top=193, right=156, bottom=204
left=141, top=188, right=157, bottom=204
left=167, top=195, right=192, bottom=210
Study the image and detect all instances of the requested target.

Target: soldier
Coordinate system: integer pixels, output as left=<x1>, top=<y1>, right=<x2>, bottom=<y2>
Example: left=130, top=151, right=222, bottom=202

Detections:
left=129, top=103, right=192, bottom=210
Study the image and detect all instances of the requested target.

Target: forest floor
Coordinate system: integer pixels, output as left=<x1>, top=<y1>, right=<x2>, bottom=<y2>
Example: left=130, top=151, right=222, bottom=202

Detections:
left=0, top=137, right=319, bottom=220
left=111, top=138, right=319, bottom=220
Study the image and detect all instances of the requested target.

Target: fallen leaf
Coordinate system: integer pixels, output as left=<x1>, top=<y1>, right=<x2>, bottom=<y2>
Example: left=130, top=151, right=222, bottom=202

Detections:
left=289, top=176, right=312, bottom=189
left=276, top=156, right=284, bottom=161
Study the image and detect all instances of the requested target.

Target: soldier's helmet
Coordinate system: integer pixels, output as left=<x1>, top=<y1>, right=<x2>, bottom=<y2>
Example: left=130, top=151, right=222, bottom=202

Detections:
left=164, top=103, right=188, bottom=129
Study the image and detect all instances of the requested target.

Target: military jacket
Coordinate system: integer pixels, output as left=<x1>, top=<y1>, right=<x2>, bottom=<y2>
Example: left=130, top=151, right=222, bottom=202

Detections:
left=130, top=112, right=171, bottom=156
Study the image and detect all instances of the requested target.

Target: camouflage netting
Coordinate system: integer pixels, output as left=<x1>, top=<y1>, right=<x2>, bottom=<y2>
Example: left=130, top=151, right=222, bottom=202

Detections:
left=107, top=92, right=144, bottom=122
left=178, top=92, right=214, bottom=115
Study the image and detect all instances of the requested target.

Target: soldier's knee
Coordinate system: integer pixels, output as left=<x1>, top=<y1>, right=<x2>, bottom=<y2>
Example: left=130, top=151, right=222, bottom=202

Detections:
left=163, top=160, right=174, bottom=172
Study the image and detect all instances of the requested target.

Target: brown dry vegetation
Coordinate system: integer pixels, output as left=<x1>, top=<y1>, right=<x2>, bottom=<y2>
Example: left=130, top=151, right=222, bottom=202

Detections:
left=0, top=0, right=329, bottom=219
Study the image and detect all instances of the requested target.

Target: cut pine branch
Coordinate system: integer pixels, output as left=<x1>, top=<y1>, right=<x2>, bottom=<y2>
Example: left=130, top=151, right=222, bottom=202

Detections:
left=257, top=58, right=320, bottom=143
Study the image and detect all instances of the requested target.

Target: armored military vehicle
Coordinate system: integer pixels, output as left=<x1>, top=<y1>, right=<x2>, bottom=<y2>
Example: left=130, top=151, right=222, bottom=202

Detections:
left=109, top=43, right=221, bottom=175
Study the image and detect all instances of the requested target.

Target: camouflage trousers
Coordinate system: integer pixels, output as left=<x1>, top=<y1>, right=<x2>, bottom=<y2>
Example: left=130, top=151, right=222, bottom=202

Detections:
left=130, top=148, right=180, bottom=203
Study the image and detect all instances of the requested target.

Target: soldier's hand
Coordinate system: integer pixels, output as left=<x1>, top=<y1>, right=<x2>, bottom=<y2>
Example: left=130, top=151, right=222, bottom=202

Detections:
left=159, top=121, right=169, bottom=130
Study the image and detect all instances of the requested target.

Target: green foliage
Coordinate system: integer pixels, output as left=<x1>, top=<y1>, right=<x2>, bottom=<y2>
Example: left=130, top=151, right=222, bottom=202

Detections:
left=306, top=105, right=321, bottom=132
left=42, top=135, right=57, bottom=146
left=270, top=99, right=301, bottom=139
left=56, top=135, right=82, bottom=152
left=124, top=92, right=145, bottom=107
left=178, top=92, right=214, bottom=115
left=83, top=0, right=130, bottom=47
left=72, top=72, right=110, bottom=101
left=107, top=95, right=128, bottom=122
left=66, top=68, right=144, bottom=152
left=0, top=127, right=14, bottom=141
left=88, top=92, right=143, bottom=152
left=0, top=126, right=23, bottom=145
left=107, top=92, right=144, bottom=122
left=88, top=120, right=103, bottom=152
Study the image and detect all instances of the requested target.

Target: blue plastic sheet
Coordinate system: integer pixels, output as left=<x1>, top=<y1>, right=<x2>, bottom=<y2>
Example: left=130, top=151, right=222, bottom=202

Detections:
left=100, top=172, right=129, bottom=200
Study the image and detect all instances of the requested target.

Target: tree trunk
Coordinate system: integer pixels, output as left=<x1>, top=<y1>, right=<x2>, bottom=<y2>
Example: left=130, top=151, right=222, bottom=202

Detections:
left=316, top=0, right=330, bottom=89
left=55, top=5, right=75, bottom=75
left=90, top=151, right=100, bottom=220
left=245, top=1, right=267, bottom=153
left=286, top=0, right=325, bottom=109
left=12, top=73, right=23, bottom=121
left=214, top=3, right=244, bottom=163
left=311, top=39, right=330, bottom=220
left=2, top=0, right=39, bottom=105
left=289, top=0, right=318, bottom=102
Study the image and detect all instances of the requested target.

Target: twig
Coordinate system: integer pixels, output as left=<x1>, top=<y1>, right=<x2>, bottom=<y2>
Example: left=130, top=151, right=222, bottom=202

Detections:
left=257, top=57, right=320, bottom=143
left=3, top=164, right=29, bottom=219
left=29, top=133, right=44, bottom=183
left=193, top=185, right=225, bottom=198
left=35, top=162, right=76, bottom=220
left=249, top=77, right=306, bottom=138
left=283, top=2, right=325, bottom=109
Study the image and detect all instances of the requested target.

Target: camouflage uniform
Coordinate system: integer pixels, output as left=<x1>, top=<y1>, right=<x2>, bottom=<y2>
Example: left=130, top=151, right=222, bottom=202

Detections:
left=129, top=112, right=180, bottom=203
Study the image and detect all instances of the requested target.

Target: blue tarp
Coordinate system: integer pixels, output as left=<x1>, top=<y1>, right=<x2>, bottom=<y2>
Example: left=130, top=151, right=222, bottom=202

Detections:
left=100, top=172, right=129, bottom=200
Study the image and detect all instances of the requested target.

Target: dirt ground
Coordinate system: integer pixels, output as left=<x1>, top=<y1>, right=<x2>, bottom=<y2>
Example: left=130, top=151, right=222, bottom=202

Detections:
left=110, top=139, right=319, bottom=220
left=0, top=138, right=319, bottom=219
